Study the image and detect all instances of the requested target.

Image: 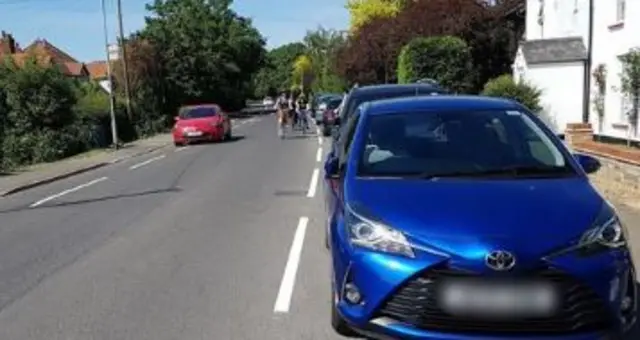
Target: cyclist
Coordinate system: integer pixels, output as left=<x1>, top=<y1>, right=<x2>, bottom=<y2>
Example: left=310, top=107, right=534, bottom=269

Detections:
left=276, top=92, right=290, bottom=138
left=296, top=93, right=309, bottom=133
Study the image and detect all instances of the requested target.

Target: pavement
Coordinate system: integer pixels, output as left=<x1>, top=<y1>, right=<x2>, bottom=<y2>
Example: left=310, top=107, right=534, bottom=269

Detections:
left=0, top=114, right=636, bottom=339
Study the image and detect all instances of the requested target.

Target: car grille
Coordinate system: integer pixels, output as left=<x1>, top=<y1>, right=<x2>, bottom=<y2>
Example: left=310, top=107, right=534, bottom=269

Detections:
left=376, top=266, right=613, bottom=334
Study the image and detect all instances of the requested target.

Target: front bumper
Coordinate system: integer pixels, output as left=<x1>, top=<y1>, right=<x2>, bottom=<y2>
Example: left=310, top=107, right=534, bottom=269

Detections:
left=330, top=236, right=637, bottom=339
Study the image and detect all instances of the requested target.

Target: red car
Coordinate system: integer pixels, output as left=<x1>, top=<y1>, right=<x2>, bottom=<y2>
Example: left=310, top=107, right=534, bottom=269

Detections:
left=172, top=104, right=232, bottom=146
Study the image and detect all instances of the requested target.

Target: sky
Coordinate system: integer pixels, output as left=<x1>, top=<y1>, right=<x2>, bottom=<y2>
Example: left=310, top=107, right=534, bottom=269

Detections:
left=0, top=0, right=349, bottom=62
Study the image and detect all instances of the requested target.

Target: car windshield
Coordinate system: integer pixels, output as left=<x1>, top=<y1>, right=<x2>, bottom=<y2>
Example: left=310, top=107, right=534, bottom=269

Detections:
left=180, top=107, right=218, bottom=119
left=327, top=98, right=342, bottom=110
left=357, top=109, right=574, bottom=179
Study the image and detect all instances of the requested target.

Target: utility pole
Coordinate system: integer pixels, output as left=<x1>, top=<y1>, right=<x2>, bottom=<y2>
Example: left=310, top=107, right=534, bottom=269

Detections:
left=101, top=0, right=119, bottom=149
left=582, top=0, right=594, bottom=123
left=116, top=0, right=133, bottom=120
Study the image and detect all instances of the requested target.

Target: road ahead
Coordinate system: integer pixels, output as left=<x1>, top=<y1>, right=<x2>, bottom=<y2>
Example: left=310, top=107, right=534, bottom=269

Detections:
left=0, top=116, right=342, bottom=340
left=0, top=115, right=639, bottom=340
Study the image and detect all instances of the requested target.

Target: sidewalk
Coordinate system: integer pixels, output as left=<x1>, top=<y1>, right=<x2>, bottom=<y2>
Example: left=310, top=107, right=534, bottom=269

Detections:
left=0, top=133, right=172, bottom=196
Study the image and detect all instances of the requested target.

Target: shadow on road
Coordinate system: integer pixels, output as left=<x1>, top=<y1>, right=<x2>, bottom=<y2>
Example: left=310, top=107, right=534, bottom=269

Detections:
left=0, top=187, right=181, bottom=214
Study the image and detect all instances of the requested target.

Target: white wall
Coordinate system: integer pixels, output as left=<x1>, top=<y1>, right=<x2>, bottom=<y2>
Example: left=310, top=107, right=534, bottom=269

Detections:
left=524, top=0, right=640, bottom=141
left=527, top=62, right=585, bottom=134
left=590, top=0, right=640, bottom=141
left=526, top=0, right=590, bottom=40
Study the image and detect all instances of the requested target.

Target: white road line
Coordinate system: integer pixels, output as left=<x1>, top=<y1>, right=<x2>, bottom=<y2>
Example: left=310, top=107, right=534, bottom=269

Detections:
left=307, top=168, right=319, bottom=198
left=30, top=177, right=108, bottom=207
left=274, top=216, right=309, bottom=313
left=174, top=147, right=188, bottom=152
left=129, top=154, right=166, bottom=170
left=315, top=147, right=322, bottom=162
left=317, top=136, right=323, bottom=145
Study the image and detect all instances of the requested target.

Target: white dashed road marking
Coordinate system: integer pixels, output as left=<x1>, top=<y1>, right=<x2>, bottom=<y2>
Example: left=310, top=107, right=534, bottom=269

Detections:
left=307, top=168, right=319, bottom=198
left=30, top=177, right=108, bottom=207
left=316, top=147, right=322, bottom=162
left=274, top=216, right=309, bottom=313
left=129, top=154, right=166, bottom=170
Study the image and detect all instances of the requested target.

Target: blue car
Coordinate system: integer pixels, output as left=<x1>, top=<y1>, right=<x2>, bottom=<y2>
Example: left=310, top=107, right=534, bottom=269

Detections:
left=323, top=95, right=637, bottom=339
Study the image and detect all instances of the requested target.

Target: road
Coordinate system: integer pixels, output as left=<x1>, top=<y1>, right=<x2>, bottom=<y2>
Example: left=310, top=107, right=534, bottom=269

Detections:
left=0, top=115, right=638, bottom=339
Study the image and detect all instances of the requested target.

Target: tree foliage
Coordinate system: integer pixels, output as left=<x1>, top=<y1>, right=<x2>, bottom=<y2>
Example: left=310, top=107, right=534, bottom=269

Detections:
left=482, top=74, right=542, bottom=113
left=292, top=55, right=314, bottom=91
left=252, top=42, right=306, bottom=98
left=336, top=0, right=524, bottom=91
left=398, top=36, right=473, bottom=93
left=346, top=0, right=403, bottom=31
left=302, top=27, right=347, bottom=93
left=141, top=0, right=266, bottom=111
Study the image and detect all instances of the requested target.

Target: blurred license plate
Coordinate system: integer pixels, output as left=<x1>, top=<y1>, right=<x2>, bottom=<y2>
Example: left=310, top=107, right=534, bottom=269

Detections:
left=438, top=279, right=559, bottom=318
left=186, top=131, right=202, bottom=137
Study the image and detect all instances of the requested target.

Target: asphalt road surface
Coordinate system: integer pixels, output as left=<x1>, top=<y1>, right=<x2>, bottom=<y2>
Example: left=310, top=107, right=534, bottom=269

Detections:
left=0, top=115, right=638, bottom=340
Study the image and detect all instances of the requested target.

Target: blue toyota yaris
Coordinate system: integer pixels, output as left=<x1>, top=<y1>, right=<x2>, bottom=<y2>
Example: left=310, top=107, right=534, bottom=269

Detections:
left=323, top=95, right=637, bottom=339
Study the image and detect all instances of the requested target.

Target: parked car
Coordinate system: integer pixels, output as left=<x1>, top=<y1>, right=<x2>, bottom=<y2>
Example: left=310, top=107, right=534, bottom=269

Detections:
left=262, top=96, right=275, bottom=107
left=324, top=95, right=637, bottom=339
left=314, top=94, right=342, bottom=122
left=318, top=97, right=344, bottom=136
left=330, top=83, right=448, bottom=151
left=172, top=104, right=232, bottom=146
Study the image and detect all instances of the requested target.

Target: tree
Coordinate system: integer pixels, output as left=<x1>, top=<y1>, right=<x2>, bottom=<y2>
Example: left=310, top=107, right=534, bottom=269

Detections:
left=482, top=74, right=542, bottom=113
left=619, top=48, right=640, bottom=144
left=252, top=42, right=306, bottom=98
left=292, top=55, right=314, bottom=92
left=346, top=0, right=403, bottom=31
left=336, top=0, right=524, bottom=91
left=141, top=0, right=266, bottom=111
left=336, top=0, right=483, bottom=85
left=397, top=36, right=473, bottom=93
left=302, top=27, right=347, bottom=92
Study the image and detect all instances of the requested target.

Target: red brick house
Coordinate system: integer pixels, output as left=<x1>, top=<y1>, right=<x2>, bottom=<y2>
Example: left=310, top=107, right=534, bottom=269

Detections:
left=0, top=31, right=89, bottom=79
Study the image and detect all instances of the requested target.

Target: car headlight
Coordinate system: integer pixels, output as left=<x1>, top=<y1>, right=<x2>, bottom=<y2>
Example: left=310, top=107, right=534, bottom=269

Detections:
left=346, top=205, right=414, bottom=258
left=579, top=216, right=627, bottom=248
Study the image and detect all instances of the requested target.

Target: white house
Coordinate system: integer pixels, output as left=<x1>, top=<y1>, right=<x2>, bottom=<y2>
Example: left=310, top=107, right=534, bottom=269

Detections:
left=514, top=0, right=640, bottom=141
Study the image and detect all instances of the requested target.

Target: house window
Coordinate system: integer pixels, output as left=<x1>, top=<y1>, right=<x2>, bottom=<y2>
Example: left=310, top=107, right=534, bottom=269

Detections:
left=616, top=0, right=626, bottom=22
left=620, top=94, right=630, bottom=122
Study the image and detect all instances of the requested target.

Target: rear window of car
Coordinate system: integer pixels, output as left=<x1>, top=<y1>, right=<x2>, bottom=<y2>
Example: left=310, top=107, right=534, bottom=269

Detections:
left=327, top=98, right=342, bottom=110
left=341, top=87, right=446, bottom=122
left=180, top=106, right=218, bottom=119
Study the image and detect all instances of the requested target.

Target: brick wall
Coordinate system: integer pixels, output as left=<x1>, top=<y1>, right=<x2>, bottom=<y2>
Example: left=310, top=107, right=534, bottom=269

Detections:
left=585, top=155, right=640, bottom=209
left=565, top=122, right=640, bottom=210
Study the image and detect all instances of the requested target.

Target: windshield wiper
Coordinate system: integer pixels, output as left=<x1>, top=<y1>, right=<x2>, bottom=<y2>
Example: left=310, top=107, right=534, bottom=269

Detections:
left=410, top=165, right=573, bottom=180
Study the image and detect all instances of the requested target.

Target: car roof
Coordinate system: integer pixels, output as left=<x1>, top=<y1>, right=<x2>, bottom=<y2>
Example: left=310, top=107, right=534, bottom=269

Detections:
left=361, top=95, right=521, bottom=116
left=350, top=83, right=446, bottom=96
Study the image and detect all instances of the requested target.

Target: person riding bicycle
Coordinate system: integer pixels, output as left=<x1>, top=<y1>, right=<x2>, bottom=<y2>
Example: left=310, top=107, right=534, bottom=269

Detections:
left=295, top=94, right=309, bottom=132
left=276, top=92, right=290, bottom=137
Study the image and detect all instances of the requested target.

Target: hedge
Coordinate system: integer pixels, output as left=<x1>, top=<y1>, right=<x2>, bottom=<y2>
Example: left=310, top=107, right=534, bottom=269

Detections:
left=397, top=36, right=473, bottom=93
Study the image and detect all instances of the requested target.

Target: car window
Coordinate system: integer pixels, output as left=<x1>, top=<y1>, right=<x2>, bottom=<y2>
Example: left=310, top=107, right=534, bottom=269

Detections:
left=357, top=109, right=570, bottom=178
left=341, top=88, right=445, bottom=122
left=339, top=111, right=361, bottom=166
left=180, top=106, right=218, bottom=119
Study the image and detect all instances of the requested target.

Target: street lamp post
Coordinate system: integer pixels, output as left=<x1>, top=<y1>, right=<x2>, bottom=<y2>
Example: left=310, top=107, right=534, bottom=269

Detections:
left=101, top=0, right=119, bottom=149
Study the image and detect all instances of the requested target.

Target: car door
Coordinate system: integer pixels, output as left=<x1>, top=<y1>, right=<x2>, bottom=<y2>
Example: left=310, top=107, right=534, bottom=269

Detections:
left=325, top=111, right=361, bottom=248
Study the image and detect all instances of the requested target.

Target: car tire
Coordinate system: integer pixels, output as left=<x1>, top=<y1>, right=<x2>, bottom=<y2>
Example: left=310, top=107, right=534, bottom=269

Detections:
left=331, top=289, right=357, bottom=336
left=225, top=128, right=232, bottom=140
left=174, top=141, right=184, bottom=147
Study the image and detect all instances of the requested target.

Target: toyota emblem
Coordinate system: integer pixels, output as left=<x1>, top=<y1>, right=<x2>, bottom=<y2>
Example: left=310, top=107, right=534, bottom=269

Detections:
left=485, top=250, right=516, bottom=271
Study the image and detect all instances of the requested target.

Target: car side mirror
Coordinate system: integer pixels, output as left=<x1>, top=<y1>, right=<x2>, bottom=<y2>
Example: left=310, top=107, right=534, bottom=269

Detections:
left=574, top=153, right=601, bottom=174
left=324, top=157, right=341, bottom=179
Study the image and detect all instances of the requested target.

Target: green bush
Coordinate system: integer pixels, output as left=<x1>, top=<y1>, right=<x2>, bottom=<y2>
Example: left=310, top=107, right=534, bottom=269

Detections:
left=482, top=74, right=542, bottom=113
left=397, top=36, right=473, bottom=93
